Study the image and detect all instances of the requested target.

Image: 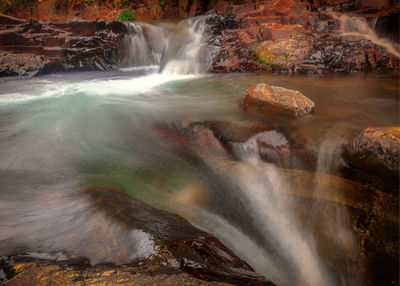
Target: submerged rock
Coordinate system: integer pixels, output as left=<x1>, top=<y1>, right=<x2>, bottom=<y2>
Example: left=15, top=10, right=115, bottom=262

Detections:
left=243, top=83, right=315, bottom=117
left=343, top=126, right=400, bottom=193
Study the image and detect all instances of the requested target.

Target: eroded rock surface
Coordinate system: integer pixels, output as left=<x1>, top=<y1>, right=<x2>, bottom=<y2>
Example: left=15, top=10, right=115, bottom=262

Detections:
left=243, top=83, right=315, bottom=117
left=0, top=14, right=126, bottom=76
left=207, top=0, right=399, bottom=73
left=343, top=126, right=400, bottom=193
left=1, top=255, right=232, bottom=286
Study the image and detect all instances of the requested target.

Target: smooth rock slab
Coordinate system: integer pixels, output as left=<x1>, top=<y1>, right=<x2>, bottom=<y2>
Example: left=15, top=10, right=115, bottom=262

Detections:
left=243, top=83, right=315, bottom=117
left=343, top=126, right=400, bottom=193
left=2, top=256, right=232, bottom=286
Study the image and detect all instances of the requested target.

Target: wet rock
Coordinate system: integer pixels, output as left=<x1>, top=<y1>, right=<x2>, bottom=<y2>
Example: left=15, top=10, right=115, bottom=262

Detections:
left=205, top=14, right=238, bottom=35
left=343, top=126, right=400, bottom=193
left=1, top=255, right=233, bottom=286
left=208, top=30, right=262, bottom=73
left=206, top=0, right=399, bottom=73
left=243, top=83, right=315, bottom=117
left=0, top=14, right=127, bottom=76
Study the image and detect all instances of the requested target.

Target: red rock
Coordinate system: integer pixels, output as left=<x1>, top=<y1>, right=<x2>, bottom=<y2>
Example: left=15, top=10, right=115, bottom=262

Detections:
left=243, top=83, right=315, bottom=117
left=0, top=15, right=127, bottom=76
left=272, top=0, right=296, bottom=14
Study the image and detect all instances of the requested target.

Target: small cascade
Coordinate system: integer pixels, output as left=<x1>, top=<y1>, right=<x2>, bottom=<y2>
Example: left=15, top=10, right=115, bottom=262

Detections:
left=121, top=23, right=163, bottom=68
left=121, top=16, right=211, bottom=74
left=328, top=12, right=400, bottom=58
left=222, top=136, right=334, bottom=286
left=160, top=16, right=210, bottom=74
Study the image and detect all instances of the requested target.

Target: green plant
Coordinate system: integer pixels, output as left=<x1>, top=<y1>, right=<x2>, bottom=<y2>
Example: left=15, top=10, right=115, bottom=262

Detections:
left=119, top=10, right=137, bottom=21
left=159, top=0, right=166, bottom=10
left=257, top=58, right=273, bottom=66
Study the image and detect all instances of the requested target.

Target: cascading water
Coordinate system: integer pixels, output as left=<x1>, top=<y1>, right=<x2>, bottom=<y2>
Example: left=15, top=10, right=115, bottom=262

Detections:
left=121, top=23, right=163, bottom=67
left=179, top=132, right=336, bottom=286
left=121, top=16, right=211, bottom=74
left=160, top=17, right=210, bottom=74
left=329, top=12, right=400, bottom=58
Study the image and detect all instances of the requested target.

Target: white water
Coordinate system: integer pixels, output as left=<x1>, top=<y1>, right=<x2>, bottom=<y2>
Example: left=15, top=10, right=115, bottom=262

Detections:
left=121, top=23, right=162, bottom=67
left=122, top=16, right=210, bottom=74
left=227, top=136, right=333, bottom=286
left=0, top=73, right=196, bottom=104
left=330, top=13, right=400, bottom=58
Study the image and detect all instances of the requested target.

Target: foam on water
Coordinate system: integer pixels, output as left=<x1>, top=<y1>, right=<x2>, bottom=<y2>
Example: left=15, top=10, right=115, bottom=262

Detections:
left=0, top=73, right=198, bottom=104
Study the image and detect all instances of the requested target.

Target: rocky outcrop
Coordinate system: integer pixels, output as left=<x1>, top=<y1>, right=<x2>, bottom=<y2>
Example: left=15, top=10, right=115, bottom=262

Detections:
left=0, top=14, right=126, bottom=76
left=207, top=0, right=399, bottom=73
left=1, top=255, right=232, bottom=286
left=243, top=83, right=315, bottom=117
left=343, top=126, right=400, bottom=194
left=1, top=0, right=399, bottom=76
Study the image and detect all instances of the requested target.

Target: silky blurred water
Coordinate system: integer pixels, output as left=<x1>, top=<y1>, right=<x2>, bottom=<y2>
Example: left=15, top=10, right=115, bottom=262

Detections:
left=0, top=70, right=398, bottom=285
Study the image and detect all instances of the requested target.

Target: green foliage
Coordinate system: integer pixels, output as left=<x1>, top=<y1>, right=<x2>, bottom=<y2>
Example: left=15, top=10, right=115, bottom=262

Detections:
left=119, top=10, right=137, bottom=22
left=159, top=0, right=166, bottom=10
left=256, top=57, right=273, bottom=66
left=254, top=46, right=291, bottom=67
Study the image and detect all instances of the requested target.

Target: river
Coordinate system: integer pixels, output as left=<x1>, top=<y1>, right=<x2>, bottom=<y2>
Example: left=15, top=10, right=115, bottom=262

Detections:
left=0, top=16, right=398, bottom=286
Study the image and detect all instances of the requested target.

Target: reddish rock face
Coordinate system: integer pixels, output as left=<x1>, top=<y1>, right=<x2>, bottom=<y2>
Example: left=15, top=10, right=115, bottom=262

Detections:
left=206, top=0, right=399, bottom=74
left=243, top=83, right=315, bottom=117
left=0, top=14, right=127, bottom=76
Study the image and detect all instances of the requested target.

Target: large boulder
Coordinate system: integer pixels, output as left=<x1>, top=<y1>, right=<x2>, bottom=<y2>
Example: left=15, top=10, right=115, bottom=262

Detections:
left=243, top=83, right=315, bottom=117
left=343, top=126, right=400, bottom=193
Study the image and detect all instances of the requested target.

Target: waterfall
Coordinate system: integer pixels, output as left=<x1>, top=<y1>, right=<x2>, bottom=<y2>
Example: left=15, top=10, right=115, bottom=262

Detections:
left=121, top=16, right=210, bottom=74
left=223, top=138, right=334, bottom=286
left=121, top=23, right=163, bottom=68
left=328, top=12, right=400, bottom=58
left=160, top=16, right=210, bottom=74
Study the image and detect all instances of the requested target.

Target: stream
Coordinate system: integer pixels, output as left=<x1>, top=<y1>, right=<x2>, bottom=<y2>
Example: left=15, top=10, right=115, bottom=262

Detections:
left=0, top=16, right=398, bottom=286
